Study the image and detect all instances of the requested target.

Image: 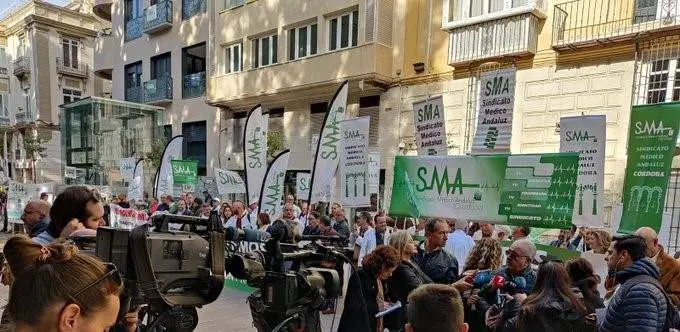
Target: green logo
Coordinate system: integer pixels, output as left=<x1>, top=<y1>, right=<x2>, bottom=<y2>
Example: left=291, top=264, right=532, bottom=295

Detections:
left=247, top=127, right=264, bottom=168
left=415, top=166, right=480, bottom=195
left=320, top=106, right=345, bottom=160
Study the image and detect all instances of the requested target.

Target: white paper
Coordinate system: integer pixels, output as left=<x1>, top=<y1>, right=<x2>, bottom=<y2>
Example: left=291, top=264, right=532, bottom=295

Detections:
left=367, top=152, right=380, bottom=194
left=340, top=117, right=371, bottom=207
left=215, top=168, right=246, bottom=194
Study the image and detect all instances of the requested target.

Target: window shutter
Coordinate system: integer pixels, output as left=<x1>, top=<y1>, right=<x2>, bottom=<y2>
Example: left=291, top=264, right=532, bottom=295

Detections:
left=358, top=96, right=380, bottom=147
left=365, top=0, right=376, bottom=42
left=377, top=0, right=394, bottom=47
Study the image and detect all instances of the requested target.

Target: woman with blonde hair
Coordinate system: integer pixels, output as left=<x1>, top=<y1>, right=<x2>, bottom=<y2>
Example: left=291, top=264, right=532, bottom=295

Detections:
left=463, top=237, right=503, bottom=272
left=585, top=229, right=612, bottom=254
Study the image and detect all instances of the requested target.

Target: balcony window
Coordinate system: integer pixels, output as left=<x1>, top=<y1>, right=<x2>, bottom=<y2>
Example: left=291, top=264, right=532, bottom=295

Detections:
left=62, top=37, right=79, bottom=69
left=182, top=0, right=206, bottom=20
left=328, top=10, right=358, bottom=51
left=447, top=0, right=533, bottom=22
left=151, top=52, right=171, bottom=80
left=0, top=47, right=8, bottom=75
left=252, top=34, right=277, bottom=69
left=182, top=121, right=207, bottom=176
left=182, top=42, right=206, bottom=98
left=223, top=43, right=242, bottom=74
left=124, top=0, right=143, bottom=41
left=63, top=88, right=83, bottom=104
left=124, top=61, right=143, bottom=103
left=288, top=23, right=317, bottom=60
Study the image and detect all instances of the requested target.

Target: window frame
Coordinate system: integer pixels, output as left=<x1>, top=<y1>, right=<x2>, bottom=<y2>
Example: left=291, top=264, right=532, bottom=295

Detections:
left=288, top=23, right=318, bottom=61
left=124, top=61, right=143, bottom=89
left=252, top=34, right=278, bottom=69
left=61, top=36, right=80, bottom=69
left=0, top=93, right=8, bottom=118
left=63, top=88, right=83, bottom=104
left=327, top=10, right=359, bottom=51
left=223, top=43, right=243, bottom=74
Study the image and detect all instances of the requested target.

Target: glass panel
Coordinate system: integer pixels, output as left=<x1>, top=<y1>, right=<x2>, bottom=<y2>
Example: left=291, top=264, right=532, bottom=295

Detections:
left=225, top=47, right=231, bottom=73
left=330, top=18, right=338, bottom=50
left=352, top=11, right=358, bottom=46
left=233, top=45, right=240, bottom=71
left=340, top=14, right=349, bottom=48
left=262, top=37, right=270, bottom=66
left=63, top=41, right=70, bottom=67
left=72, top=44, right=78, bottom=68
left=299, top=26, right=308, bottom=57
left=272, top=35, right=278, bottom=64
left=253, top=39, right=259, bottom=68
left=470, top=0, right=483, bottom=17
left=310, top=24, right=317, bottom=55
left=289, top=29, right=295, bottom=60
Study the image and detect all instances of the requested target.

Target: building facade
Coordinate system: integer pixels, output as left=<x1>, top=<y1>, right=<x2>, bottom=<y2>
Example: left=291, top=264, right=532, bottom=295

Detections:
left=0, top=0, right=104, bottom=183
left=93, top=0, right=216, bottom=179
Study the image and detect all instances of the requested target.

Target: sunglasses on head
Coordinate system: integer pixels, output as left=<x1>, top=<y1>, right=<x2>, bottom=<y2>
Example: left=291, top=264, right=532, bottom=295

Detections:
left=69, top=263, right=122, bottom=301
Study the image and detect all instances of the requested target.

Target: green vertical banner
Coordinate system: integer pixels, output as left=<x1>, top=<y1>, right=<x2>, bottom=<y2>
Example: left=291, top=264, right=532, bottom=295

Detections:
left=171, top=160, right=198, bottom=185
left=619, top=103, right=680, bottom=233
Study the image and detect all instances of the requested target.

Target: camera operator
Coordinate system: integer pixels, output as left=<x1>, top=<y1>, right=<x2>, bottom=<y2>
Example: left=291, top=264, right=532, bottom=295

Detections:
left=34, top=186, right=105, bottom=245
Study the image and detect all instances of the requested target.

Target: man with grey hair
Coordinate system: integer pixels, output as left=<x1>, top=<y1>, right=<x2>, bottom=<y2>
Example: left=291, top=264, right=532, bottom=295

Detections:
left=285, top=195, right=301, bottom=218
left=445, top=219, right=474, bottom=268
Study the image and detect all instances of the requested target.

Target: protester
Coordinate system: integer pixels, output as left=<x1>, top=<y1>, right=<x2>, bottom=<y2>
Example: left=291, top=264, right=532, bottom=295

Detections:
left=303, top=211, right=321, bottom=236
left=359, top=215, right=391, bottom=266
left=565, top=257, right=604, bottom=313
left=331, top=204, right=350, bottom=239
left=248, top=200, right=259, bottom=221
left=472, top=222, right=497, bottom=240
left=351, top=212, right=373, bottom=260
left=190, top=197, right=203, bottom=216
left=282, top=203, right=301, bottom=237
left=405, top=284, right=468, bottom=332
left=385, top=230, right=432, bottom=330
left=413, top=219, right=472, bottom=292
left=148, top=197, right=159, bottom=214
left=551, top=229, right=576, bottom=250
left=446, top=219, right=474, bottom=267
left=156, top=195, right=171, bottom=212
left=298, top=202, right=309, bottom=231
left=511, top=226, right=531, bottom=240
left=635, top=227, right=680, bottom=307
left=199, top=203, right=211, bottom=218
left=317, top=215, right=338, bottom=237
left=3, top=235, right=136, bottom=331
left=39, top=192, right=49, bottom=201
left=338, top=245, right=400, bottom=332
left=284, top=195, right=301, bottom=218
left=501, top=261, right=590, bottom=332
left=225, top=201, right=255, bottom=230
left=117, top=193, right=130, bottom=208
left=463, top=238, right=503, bottom=273
left=21, top=200, right=50, bottom=238
left=257, top=213, right=271, bottom=232
left=600, top=234, right=670, bottom=332
left=585, top=228, right=611, bottom=254
left=35, top=186, right=104, bottom=245
left=496, top=225, right=511, bottom=241
left=175, top=199, right=192, bottom=216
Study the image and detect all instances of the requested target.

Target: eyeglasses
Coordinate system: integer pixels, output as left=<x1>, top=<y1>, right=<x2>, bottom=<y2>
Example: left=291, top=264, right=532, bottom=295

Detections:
left=67, top=263, right=122, bottom=302
left=506, top=250, right=527, bottom=259
left=22, top=209, right=39, bottom=215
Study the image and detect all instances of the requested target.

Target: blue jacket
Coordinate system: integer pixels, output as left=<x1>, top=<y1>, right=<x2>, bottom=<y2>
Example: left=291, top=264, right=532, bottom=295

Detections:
left=600, top=258, right=667, bottom=332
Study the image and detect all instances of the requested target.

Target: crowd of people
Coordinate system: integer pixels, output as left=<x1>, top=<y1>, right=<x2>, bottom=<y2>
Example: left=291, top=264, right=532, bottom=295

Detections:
left=5, top=185, right=680, bottom=332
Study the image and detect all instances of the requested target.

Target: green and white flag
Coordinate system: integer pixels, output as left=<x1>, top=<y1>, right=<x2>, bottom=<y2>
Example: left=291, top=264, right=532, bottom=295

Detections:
left=259, top=150, right=290, bottom=220
left=296, top=172, right=310, bottom=200
left=560, top=115, right=606, bottom=228
left=389, top=153, right=579, bottom=228
left=340, top=116, right=370, bottom=207
left=619, top=103, right=680, bottom=233
left=243, top=105, right=269, bottom=204
left=215, top=168, right=246, bottom=195
left=154, top=135, right=183, bottom=198
left=171, top=160, right=198, bottom=185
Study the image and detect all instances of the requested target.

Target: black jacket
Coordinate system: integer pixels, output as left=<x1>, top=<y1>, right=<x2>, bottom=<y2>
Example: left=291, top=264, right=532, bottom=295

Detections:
left=502, top=297, right=590, bottom=332
left=333, top=219, right=351, bottom=239
left=338, top=268, right=381, bottom=332
left=384, top=261, right=433, bottom=329
left=413, top=243, right=459, bottom=284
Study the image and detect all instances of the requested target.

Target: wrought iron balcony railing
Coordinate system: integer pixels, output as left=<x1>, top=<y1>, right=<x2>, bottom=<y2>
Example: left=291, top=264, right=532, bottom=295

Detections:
left=57, top=57, right=89, bottom=78
left=125, top=85, right=143, bottom=103
left=182, top=0, right=206, bottom=19
left=12, top=56, right=30, bottom=77
left=125, top=17, right=143, bottom=41
left=553, top=0, right=680, bottom=50
left=143, top=0, right=173, bottom=35
left=144, top=75, right=173, bottom=104
left=182, top=71, right=205, bottom=98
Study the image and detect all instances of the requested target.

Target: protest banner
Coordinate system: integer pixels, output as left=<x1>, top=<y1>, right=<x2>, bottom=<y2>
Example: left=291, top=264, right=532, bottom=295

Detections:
left=243, top=105, right=269, bottom=204
left=296, top=172, right=310, bottom=199
left=119, top=157, right=137, bottom=181
left=412, top=96, right=447, bottom=155
left=340, top=116, right=370, bottom=207
left=214, top=168, right=246, bottom=195
left=259, top=150, right=290, bottom=220
left=7, top=182, right=54, bottom=220
left=109, top=203, right=149, bottom=229
left=368, top=152, right=380, bottom=194
left=309, top=82, right=347, bottom=204
left=473, top=68, right=516, bottom=154
left=619, top=103, right=680, bottom=233
left=154, top=136, right=183, bottom=197
left=171, top=160, right=198, bottom=185
left=389, top=153, right=580, bottom=228
left=560, top=115, right=606, bottom=227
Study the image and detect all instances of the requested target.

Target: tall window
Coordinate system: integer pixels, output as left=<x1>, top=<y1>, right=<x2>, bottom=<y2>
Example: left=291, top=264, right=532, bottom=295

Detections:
left=62, top=37, right=79, bottom=68
left=17, top=36, right=26, bottom=57
left=288, top=23, right=317, bottom=60
left=640, top=59, right=680, bottom=104
left=125, top=0, right=142, bottom=22
left=63, top=88, right=82, bottom=104
left=224, top=43, right=242, bottom=74
left=232, top=111, right=247, bottom=152
left=0, top=94, right=8, bottom=117
left=163, top=124, right=173, bottom=143
left=252, top=34, right=277, bottom=69
left=151, top=52, right=171, bottom=79
left=0, top=47, right=7, bottom=70
left=182, top=121, right=207, bottom=176
left=328, top=10, right=358, bottom=51
left=124, top=61, right=143, bottom=101
left=448, top=0, right=531, bottom=21
left=182, top=43, right=206, bottom=98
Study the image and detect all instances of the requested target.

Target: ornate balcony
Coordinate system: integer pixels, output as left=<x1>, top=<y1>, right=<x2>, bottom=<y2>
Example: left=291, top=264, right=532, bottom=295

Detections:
left=12, top=56, right=30, bottom=77
left=125, top=17, right=143, bottom=41
left=125, top=85, right=143, bottom=103
left=143, top=0, right=173, bottom=35
left=144, top=76, right=173, bottom=105
left=57, top=57, right=89, bottom=78
left=553, top=0, right=680, bottom=51
left=182, top=71, right=205, bottom=98
left=182, top=0, right=205, bottom=19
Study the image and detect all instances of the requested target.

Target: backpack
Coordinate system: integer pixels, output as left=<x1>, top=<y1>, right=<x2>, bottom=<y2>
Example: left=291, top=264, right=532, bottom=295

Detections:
left=619, top=274, right=680, bottom=331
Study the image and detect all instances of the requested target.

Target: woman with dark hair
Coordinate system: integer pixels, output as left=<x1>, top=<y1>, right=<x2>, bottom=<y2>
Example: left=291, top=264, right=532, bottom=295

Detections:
left=35, top=186, right=102, bottom=245
left=257, top=212, right=271, bottom=232
left=338, top=245, right=400, bottom=332
left=502, top=261, right=591, bottom=332
left=566, top=257, right=605, bottom=313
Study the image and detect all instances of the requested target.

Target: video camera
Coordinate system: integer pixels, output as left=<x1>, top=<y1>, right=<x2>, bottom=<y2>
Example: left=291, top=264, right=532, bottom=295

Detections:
left=92, top=212, right=225, bottom=332
left=224, top=226, right=345, bottom=332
